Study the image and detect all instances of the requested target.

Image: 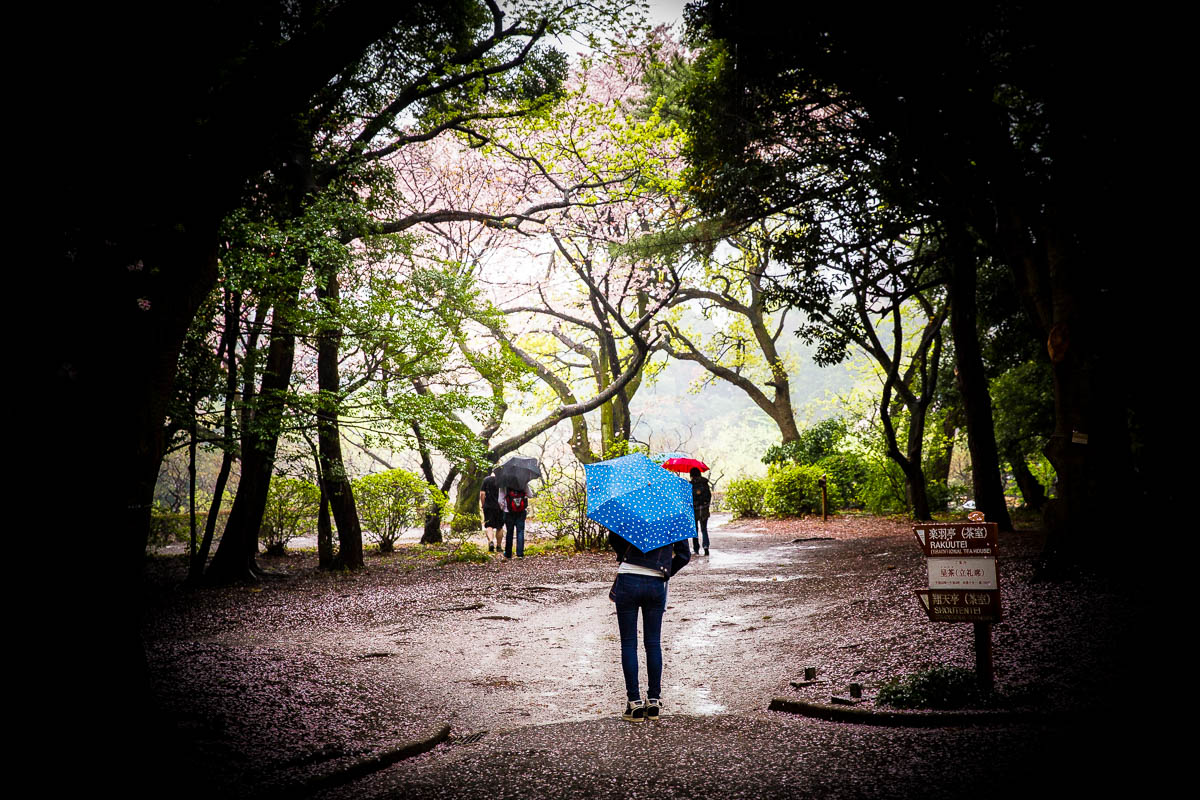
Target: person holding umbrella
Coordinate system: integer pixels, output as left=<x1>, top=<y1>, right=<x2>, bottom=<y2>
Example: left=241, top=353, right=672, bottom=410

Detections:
left=479, top=468, right=504, bottom=555
left=690, top=466, right=712, bottom=556
left=495, top=455, right=540, bottom=560
left=585, top=453, right=694, bottom=722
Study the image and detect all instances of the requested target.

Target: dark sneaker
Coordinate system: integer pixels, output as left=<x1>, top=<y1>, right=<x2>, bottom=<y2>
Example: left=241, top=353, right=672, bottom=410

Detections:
left=622, top=699, right=646, bottom=722
left=646, top=698, right=661, bottom=721
left=704, top=547, right=709, bottom=556
left=488, top=544, right=495, bottom=553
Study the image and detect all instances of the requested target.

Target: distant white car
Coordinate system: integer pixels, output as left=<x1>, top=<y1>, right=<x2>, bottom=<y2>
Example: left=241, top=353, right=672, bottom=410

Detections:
left=961, top=500, right=976, bottom=510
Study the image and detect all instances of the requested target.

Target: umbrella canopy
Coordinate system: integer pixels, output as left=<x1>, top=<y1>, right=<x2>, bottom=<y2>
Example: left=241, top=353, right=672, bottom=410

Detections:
left=495, top=455, right=541, bottom=490
left=661, top=457, right=709, bottom=474
left=585, top=453, right=695, bottom=552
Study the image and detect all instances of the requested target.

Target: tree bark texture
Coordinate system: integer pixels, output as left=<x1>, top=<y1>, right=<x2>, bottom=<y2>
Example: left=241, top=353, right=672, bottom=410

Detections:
left=207, top=282, right=301, bottom=582
left=315, top=262, right=364, bottom=568
left=947, top=246, right=1014, bottom=531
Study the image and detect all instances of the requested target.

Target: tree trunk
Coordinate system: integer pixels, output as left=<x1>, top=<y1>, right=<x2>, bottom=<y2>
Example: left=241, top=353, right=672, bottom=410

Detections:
left=947, top=243, right=1013, bottom=531
left=315, top=261, right=364, bottom=568
left=903, top=402, right=933, bottom=520
left=411, top=420, right=445, bottom=544
left=207, top=283, right=300, bottom=583
left=191, top=288, right=240, bottom=583
left=1006, top=441, right=1047, bottom=510
left=317, top=489, right=335, bottom=567
left=453, top=467, right=488, bottom=533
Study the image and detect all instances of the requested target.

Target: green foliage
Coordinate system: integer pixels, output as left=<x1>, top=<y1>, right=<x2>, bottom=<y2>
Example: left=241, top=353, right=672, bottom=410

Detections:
left=148, top=510, right=229, bottom=548
left=450, top=511, right=482, bottom=537
left=353, top=469, right=448, bottom=553
left=531, top=463, right=606, bottom=551
left=876, top=665, right=986, bottom=710
left=524, top=535, right=576, bottom=557
left=815, top=452, right=869, bottom=510
left=437, top=542, right=491, bottom=565
left=924, top=479, right=952, bottom=513
left=763, top=418, right=849, bottom=467
left=763, top=463, right=825, bottom=517
left=259, top=475, right=320, bottom=555
left=724, top=476, right=769, bottom=517
left=860, top=457, right=908, bottom=515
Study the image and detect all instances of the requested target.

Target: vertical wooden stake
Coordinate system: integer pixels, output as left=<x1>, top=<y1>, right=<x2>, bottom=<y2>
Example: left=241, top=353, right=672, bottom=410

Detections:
left=820, top=475, right=828, bottom=522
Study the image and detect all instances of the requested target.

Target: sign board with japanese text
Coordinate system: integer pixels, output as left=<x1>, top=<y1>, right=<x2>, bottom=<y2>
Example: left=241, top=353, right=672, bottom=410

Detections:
left=926, top=557, right=998, bottom=590
left=912, top=522, right=1002, bottom=624
left=915, top=589, right=1003, bottom=623
left=912, top=522, right=998, bottom=558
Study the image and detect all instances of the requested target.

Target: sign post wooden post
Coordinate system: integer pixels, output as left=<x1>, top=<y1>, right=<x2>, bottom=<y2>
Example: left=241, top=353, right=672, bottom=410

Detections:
left=912, top=513, right=999, bottom=690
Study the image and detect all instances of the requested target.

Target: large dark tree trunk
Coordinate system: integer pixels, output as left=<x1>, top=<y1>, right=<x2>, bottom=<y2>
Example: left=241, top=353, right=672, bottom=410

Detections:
left=947, top=240, right=1013, bottom=531
left=315, top=261, right=364, bottom=568
left=1006, top=441, right=1047, bottom=511
left=207, top=282, right=301, bottom=583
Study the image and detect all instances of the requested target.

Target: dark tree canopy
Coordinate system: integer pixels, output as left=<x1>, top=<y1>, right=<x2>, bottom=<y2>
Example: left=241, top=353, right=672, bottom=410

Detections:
left=680, top=1, right=1169, bottom=567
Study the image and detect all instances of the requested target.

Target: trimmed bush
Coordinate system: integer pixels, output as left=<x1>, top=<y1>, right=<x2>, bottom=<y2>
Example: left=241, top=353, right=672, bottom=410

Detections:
left=876, top=665, right=986, bottom=709
left=724, top=476, right=769, bottom=517
left=354, top=469, right=447, bottom=553
left=764, top=463, right=824, bottom=516
left=259, top=475, right=320, bottom=555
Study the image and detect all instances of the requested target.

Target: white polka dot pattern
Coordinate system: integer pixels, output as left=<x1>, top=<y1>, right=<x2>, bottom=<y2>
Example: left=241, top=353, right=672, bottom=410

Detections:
left=584, top=452, right=696, bottom=551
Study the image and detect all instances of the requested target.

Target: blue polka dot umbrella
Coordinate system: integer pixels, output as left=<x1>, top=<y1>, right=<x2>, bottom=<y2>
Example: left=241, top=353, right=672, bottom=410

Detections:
left=585, top=452, right=695, bottom=553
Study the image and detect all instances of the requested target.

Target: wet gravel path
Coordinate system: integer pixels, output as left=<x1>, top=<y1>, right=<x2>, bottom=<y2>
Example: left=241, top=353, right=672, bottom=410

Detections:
left=143, top=514, right=1150, bottom=798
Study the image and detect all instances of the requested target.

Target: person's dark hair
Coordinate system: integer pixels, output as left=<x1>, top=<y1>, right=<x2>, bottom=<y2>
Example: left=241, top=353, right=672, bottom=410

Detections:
left=689, top=467, right=701, bottom=479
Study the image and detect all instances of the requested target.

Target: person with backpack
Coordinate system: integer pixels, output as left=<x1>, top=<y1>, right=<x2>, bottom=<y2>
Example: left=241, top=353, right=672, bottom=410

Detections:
left=502, top=483, right=532, bottom=559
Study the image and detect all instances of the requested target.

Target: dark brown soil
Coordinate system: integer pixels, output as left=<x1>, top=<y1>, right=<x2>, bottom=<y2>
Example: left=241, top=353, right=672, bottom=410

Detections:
left=141, top=513, right=1140, bottom=798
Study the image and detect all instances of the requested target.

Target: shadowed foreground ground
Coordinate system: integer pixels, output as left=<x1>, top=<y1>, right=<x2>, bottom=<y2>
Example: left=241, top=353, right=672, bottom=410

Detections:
left=141, top=514, right=1154, bottom=798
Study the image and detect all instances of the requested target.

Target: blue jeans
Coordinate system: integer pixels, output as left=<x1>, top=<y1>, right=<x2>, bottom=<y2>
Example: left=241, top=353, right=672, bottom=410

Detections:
left=504, top=512, right=525, bottom=558
left=612, top=573, right=667, bottom=701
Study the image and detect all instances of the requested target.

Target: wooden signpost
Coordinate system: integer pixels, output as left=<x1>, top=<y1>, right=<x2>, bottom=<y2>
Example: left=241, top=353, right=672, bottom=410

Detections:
left=912, top=514, right=1000, bottom=689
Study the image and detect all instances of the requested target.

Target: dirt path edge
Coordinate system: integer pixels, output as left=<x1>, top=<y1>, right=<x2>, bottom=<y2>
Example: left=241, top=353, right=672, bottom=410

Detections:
left=768, top=697, right=1044, bottom=727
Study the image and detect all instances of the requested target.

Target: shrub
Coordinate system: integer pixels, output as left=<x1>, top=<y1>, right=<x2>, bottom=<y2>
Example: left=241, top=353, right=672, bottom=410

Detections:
left=860, top=457, right=908, bottom=514
left=450, top=512, right=482, bottom=537
left=148, top=509, right=230, bottom=548
left=724, top=476, right=769, bottom=517
left=438, top=542, right=491, bottom=565
left=354, top=469, right=447, bottom=553
left=259, top=475, right=320, bottom=555
left=924, top=479, right=952, bottom=512
left=532, top=462, right=606, bottom=551
left=876, top=665, right=987, bottom=709
left=764, top=463, right=824, bottom=516
left=762, top=418, right=848, bottom=467
left=815, top=452, right=870, bottom=510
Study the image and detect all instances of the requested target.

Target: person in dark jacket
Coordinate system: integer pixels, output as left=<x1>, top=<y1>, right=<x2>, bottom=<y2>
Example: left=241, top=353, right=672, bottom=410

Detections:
left=608, top=531, right=691, bottom=721
left=479, top=469, right=504, bottom=555
left=690, top=467, right=712, bottom=555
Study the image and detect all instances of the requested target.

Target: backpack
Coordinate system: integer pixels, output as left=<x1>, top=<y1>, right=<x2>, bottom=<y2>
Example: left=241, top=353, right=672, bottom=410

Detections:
left=505, top=487, right=528, bottom=513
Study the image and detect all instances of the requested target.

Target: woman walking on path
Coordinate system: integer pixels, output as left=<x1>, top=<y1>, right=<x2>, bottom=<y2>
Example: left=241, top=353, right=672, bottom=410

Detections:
left=690, top=467, right=712, bottom=556
left=608, top=531, right=691, bottom=722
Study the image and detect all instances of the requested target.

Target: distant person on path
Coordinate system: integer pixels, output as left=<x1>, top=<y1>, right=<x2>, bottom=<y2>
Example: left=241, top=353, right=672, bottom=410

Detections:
left=690, top=467, right=712, bottom=556
left=502, top=484, right=532, bottom=559
left=479, top=469, right=504, bottom=555
left=608, top=531, right=691, bottom=722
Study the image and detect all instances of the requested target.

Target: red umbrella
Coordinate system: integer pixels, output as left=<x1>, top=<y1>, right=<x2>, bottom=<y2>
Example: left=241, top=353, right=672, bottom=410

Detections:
left=661, top=457, right=709, bottom=473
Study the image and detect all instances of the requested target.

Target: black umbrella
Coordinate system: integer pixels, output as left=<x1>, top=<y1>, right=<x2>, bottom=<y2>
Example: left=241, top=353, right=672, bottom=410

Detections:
left=495, top=455, right=541, bottom=490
